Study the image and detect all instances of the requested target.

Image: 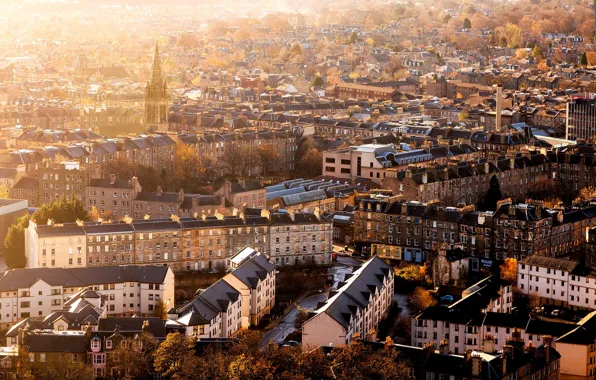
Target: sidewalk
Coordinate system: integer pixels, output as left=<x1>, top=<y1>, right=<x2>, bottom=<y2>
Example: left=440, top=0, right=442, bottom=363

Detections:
left=262, top=289, right=322, bottom=333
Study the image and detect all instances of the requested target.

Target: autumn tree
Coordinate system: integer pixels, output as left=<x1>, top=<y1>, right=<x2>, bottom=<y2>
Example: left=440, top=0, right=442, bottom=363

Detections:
left=505, top=23, right=522, bottom=48
left=0, top=184, right=8, bottom=198
left=15, top=345, right=35, bottom=380
left=173, top=144, right=206, bottom=192
left=153, top=332, right=196, bottom=379
left=289, top=43, right=303, bottom=56
left=110, top=333, right=159, bottom=380
left=463, top=17, right=472, bottom=29
left=532, top=45, right=544, bottom=60
left=32, top=354, right=94, bottom=380
left=515, top=48, right=528, bottom=60
left=256, top=144, right=280, bottom=176
left=408, top=287, right=436, bottom=313
left=500, top=258, right=518, bottom=283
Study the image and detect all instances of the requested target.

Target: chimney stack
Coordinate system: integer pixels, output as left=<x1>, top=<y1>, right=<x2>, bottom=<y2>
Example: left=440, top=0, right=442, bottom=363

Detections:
left=495, top=84, right=503, bottom=132
left=110, top=173, right=116, bottom=185
left=439, top=339, right=449, bottom=355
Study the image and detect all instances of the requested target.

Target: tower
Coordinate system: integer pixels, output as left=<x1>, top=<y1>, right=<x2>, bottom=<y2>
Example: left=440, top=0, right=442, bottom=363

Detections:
left=145, top=42, right=168, bottom=126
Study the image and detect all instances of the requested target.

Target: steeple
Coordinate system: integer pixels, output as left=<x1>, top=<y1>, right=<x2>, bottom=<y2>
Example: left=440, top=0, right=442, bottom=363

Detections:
left=151, top=41, right=163, bottom=86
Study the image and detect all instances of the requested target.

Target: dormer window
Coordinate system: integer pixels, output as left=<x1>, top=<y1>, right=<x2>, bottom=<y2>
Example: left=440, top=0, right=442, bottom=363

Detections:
left=105, top=340, right=112, bottom=350
left=90, top=337, right=101, bottom=352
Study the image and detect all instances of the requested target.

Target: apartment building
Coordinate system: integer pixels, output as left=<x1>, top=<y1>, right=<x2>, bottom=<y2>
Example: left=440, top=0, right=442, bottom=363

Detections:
left=269, top=211, right=333, bottom=266
left=26, top=221, right=87, bottom=269
left=354, top=194, right=596, bottom=263
left=384, top=151, right=549, bottom=206
left=566, top=97, right=596, bottom=141
left=85, top=222, right=135, bottom=267
left=86, top=175, right=141, bottom=218
left=517, top=255, right=596, bottom=311
left=173, top=278, right=243, bottom=339
left=302, top=256, right=394, bottom=348
left=133, top=220, right=182, bottom=269
left=38, top=160, right=92, bottom=203
left=131, top=188, right=224, bottom=220
left=215, top=178, right=266, bottom=209
left=222, top=249, right=276, bottom=327
left=0, top=265, right=174, bottom=330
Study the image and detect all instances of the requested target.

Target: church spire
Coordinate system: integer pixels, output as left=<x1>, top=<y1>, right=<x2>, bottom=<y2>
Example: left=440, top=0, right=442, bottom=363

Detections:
left=151, top=41, right=163, bottom=86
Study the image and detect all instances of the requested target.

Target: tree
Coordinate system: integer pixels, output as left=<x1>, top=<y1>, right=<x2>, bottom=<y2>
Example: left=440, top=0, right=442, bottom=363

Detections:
left=505, top=23, right=522, bottom=48
left=532, top=45, right=544, bottom=60
left=110, top=333, right=159, bottom=380
left=408, top=287, right=436, bottom=313
left=30, top=196, right=88, bottom=225
left=537, top=59, right=549, bottom=72
left=153, top=300, right=166, bottom=319
left=174, top=143, right=206, bottom=192
left=297, top=148, right=322, bottom=178
left=463, top=17, right=472, bottom=29
left=350, top=31, right=358, bottom=44
left=311, top=75, right=324, bottom=87
left=458, top=110, right=470, bottom=121
left=483, top=175, right=502, bottom=211
left=515, top=48, right=528, bottom=60
left=4, top=215, right=28, bottom=268
left=0, top=184, right=8, bottom=198
left=153, top=332, right=196, bottom=379
left=256, top=144, right=280, bottom=176
left=15, top=345, right=35, bottom=380
left=289, top=43, right=303, bottom=56
left=500, top=257, right=518, bottom=283
left=32, top=354, right=94, bottom=380
left=581, top=51, right=589, bottom=66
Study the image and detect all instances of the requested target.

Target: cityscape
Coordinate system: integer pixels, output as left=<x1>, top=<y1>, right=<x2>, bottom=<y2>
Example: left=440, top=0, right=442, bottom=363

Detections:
left=0, top=0, right=595, bottom=378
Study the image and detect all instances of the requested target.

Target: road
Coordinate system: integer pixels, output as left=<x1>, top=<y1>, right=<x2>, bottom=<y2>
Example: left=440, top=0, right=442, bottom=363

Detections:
left=260, top=256, right=362, bottom=346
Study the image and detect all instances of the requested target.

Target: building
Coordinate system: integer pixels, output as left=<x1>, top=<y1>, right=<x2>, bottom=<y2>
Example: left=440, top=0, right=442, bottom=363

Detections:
left=566, top=97, right=596, bottom=141
left=222, top=250, right=276, bottom=327
left=269, top=211, right=333, bottom=266
left=38, top=161, right=91, bottom=204
left=0, top=199, right=27, bottom=255
left=86, top=175, right=141, bottom=219
left=26, top=220, right=87, bottom=269
left=517, top=255, right=596, bottom=310
left=556, top=310, right=596, bottom=379
left=145, top=42, right=168, bottom=127
left=215, top=178, right=266, bottom=209
left=0, top=265, right=174, bottom=330
left=301, top=256, right=394, bottom=348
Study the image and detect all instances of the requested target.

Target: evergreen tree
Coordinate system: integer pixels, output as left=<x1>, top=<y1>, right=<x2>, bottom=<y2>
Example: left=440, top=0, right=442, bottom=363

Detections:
left=463, top=18, right=472, bottom=29
left=532, top=45, right=543, bottom=60
left=311, top=75, right=324, bottom=87
left=581, top=52, right=588, bottom=66
left=4, top=215, right=28, bottom=268
left=350, top=31, right=358, bottom=44
left=483, top=175, right=503, bottom=211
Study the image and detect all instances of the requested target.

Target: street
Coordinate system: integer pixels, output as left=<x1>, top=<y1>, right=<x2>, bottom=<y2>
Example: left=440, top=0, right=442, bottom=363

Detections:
left=260, top=255, right=362, bottom=346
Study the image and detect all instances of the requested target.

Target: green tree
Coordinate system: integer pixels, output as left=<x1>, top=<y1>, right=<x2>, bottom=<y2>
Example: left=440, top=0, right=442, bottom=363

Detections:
left=581, top=52, right=589, bottom=66
left=483, top=174, right=503, bottom=211
left=311, top=75, right=324, bottom=87
left=532, top=45, right=544, bottom=60
left=4, top=215, right=29, bottom=268
left=30, top=196, right=87, bottom=225
left=350, top=31, right=358, bottom=44
left=463, top=17, right=472, bottom=29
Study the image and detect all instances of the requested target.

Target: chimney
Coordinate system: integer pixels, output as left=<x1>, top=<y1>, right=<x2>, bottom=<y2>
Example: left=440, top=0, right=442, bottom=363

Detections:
left=483, top=335, right=496, bottom=354
left=495, top=84, right=503, bottom=132
left=238, top=178, right=246, bottom=189
left=542, top=335, right=553, bottom=347
left=405, top=169, right=413, bottom=179
left=157, top=186, right=163, bottom=196
left=471, top=355, right=482, bottom=377
left=179, top=188, right=185, bottom=205
left=224, top=180, right=233, bottom=197
left=422, top=172, right=428, bottom=184
left=109, top=173, right=116, bottom=185
left=501, top=351, right=508, bottom=376
left=258, top=176, right=264, bottom=187
left=439, top=339, right=449, bottom=355
left=484, top=163, right=489, bottom=174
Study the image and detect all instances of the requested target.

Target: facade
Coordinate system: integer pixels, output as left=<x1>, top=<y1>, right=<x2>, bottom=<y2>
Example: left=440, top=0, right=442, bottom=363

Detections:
left=215, top=179, right=266, bottom=209
left=26, top=213, right=330, bottom=272
left=517, top=255, right=596, bottom=310
left=86, top=175, right=141, bottom=219
left=566, top=98, right=596, bottom=141
left=38, top=161, right=91, bottom=204
left=269, top=211, right=333, bottom=266
left=222, top=251, right=276, bottom=327
left=0, top=265, right=174, bottom=330
left=302, top=256, right=394, bottom=348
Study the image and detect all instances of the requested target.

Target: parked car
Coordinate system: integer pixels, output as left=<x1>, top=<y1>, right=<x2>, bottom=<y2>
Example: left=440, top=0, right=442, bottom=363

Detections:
left=551, top=309, right=561, bottom=317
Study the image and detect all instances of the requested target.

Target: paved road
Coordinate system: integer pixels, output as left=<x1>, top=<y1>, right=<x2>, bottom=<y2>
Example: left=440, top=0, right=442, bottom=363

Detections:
left=260, top=257, right=361, bottom=346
